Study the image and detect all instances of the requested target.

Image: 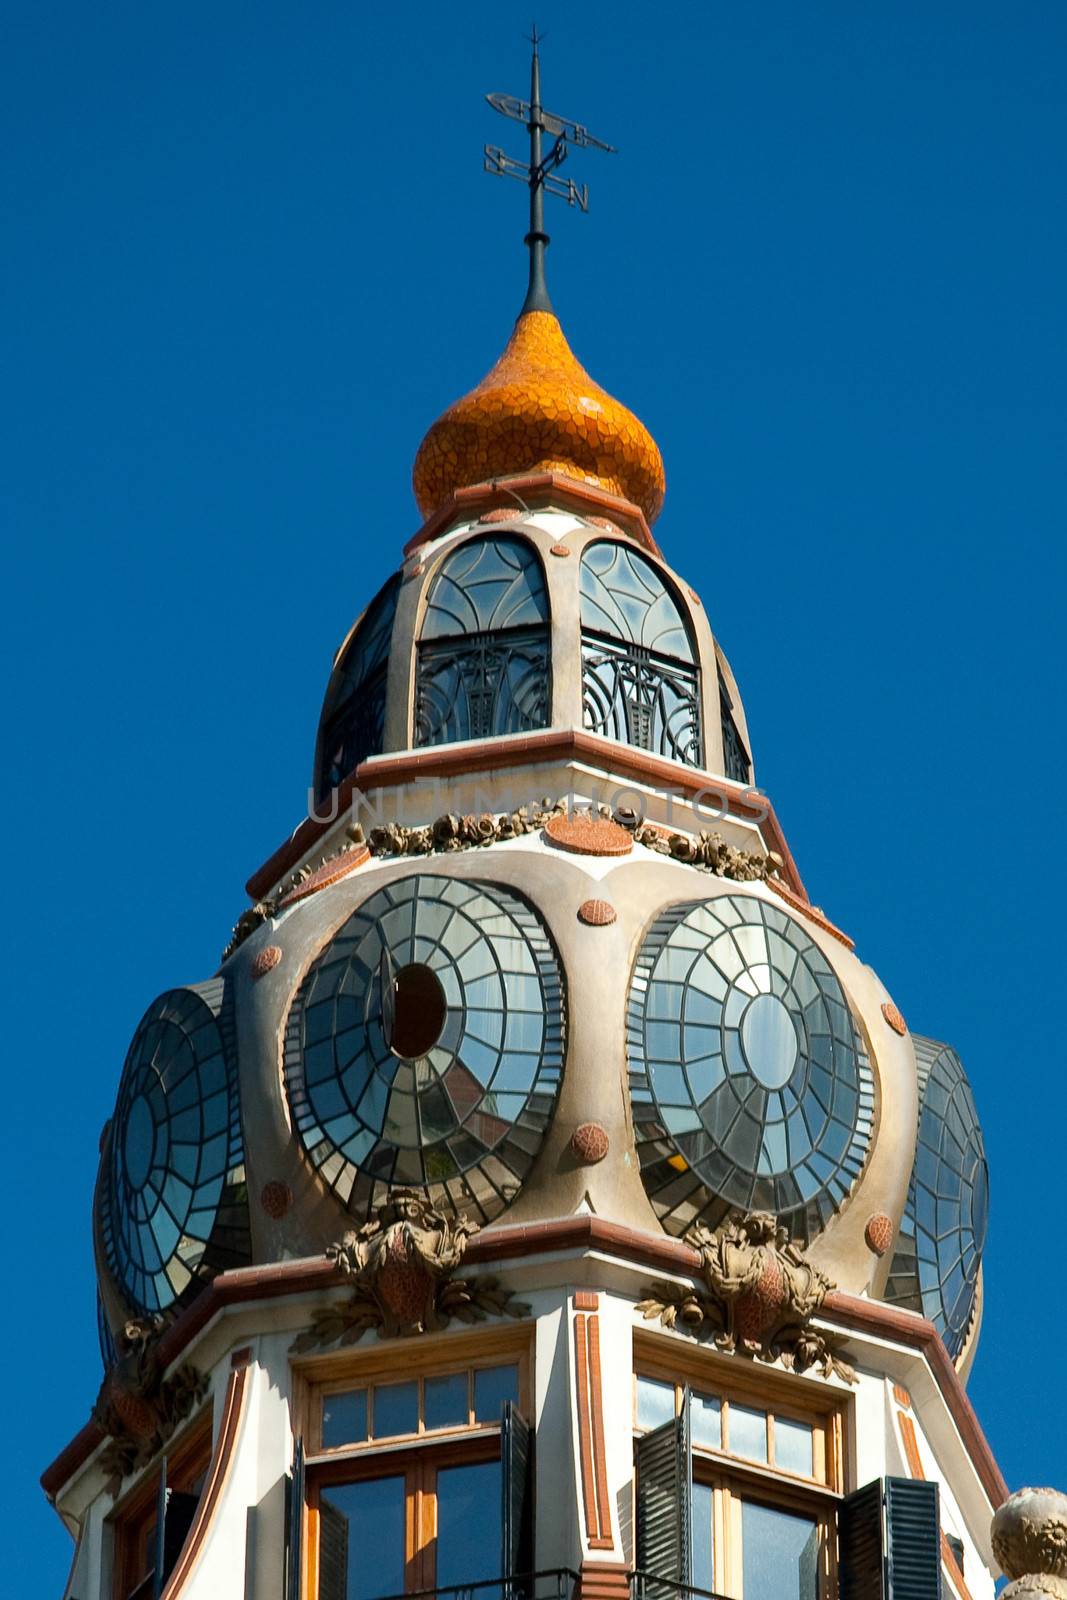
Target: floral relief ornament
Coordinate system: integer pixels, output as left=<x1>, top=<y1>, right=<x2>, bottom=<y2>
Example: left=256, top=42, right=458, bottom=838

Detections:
left=291, top=1190, right=529, bottom=1353
left=92, top=1316, right=209, bottom=1497
left=636, top=1211, right=856, bottom=1383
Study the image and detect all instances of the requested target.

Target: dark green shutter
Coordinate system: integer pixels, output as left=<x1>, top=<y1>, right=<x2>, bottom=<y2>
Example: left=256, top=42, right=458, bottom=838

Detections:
left=501, top=1401, right=534, bottom=1597
left=840, top=1479, right=886, bottom=1600
left=636, top=1388, right=692, bottom=1599
left=285, top=1438, right=305, bottom=1600
left=840, top=1478, right=942, bottom=1600
left=151, top=1460, right=170, bottom=1600
left=318, top=1497, right=349, bottom=1600
left=886, top=1478, right=941, bottom=1600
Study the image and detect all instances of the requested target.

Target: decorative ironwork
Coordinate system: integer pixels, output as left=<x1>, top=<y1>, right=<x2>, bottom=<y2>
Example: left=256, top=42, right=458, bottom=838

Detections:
left=484, top=29, right=615, bottom=315
left=417, top=629, right=549, bottom=745
left=582, top=635, right=702, bottom=764
left=884, top=1036, right=988, bottom=1360
left=416, top=536, right=551, bottom=748
left=636, top=1212, right=856, bottom=1383
left=717, top=666, right=750, bottom=784
left=580, top=541, right=702, bottom=765
left=290, top=1190, right=529, bottom=1352
left=316, top=575, right=400, bottom=800
left=100, top=981, right=249, bottom=1315
left=627, top=895, right=874, bottom=1243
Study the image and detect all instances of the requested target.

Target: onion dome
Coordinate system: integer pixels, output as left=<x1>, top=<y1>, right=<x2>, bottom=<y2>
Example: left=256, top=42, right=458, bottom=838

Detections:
left=412, top=309, right=666, bottom=525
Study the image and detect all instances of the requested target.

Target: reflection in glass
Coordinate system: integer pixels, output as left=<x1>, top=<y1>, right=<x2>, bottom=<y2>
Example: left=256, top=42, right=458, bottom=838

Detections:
left=316, top=575, right=400, bottom=799
left=691, top=1391, right=722, bottom=1451
left=284, top=877, right=565, bottom=1227
left=373, top=1381, right=418, bottom=1439
left=319, top=1476, right=406, bottom=1600
left=636, top=1376, right=676, bottom=1432
left=730, top=1404, right=768, bottom=1463
left=435, top=1461, right=502, bottom=1592
left=473, top=1363, right=520, bottom=1423
left=693, top=1480, right=715, bottom=1595
left=628, top=896, right=874, bottom=1243
left=425, top=1372, right=469, bottom=1431
left=775, top=1416, right=814, bottom=1477
left=322, top=1389, right=368, bottom=1449
left=741, top=1501, right=819, bottom=1600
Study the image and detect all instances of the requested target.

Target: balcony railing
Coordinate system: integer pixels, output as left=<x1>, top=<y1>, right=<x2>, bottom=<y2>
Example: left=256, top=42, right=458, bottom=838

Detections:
left=631, top=1571, right=731, bottom=1600
left=376, top=1569, right=581, bottom=1600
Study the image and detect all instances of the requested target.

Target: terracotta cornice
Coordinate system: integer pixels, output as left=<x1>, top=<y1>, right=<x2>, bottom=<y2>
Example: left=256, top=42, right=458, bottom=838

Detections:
left=402, top=472, right=661, bottom=559
left=245, top=730, right=806, bottom=903
left=43, top=1217, right=1004, bottom=1512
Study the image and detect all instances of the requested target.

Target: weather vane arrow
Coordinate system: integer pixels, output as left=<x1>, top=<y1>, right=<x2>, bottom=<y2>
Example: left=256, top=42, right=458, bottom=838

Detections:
left=484, top=26, right=616, bottom=315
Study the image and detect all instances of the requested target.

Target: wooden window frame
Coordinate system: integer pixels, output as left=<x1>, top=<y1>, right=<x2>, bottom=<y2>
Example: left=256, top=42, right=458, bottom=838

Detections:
left=110, top=1406, right=213, bottom=1600
left=294, top=1326, right=533, bottom=1600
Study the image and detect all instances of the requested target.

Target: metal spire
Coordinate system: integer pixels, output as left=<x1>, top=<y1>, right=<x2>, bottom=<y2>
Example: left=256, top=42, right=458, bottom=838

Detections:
left=484, top=27, right=616, bottom=316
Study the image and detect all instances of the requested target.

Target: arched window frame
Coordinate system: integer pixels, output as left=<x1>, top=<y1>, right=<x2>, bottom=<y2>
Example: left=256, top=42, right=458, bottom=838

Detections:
left=579, top=540, right=703, bottom=765
left=414, top=534, right=551, bottom=748
left=314, top=574, right=401, bottom=801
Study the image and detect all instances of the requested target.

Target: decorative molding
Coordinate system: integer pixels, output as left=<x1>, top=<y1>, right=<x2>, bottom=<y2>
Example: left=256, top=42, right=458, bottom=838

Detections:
left=229, top=799, right=780, bottom=958
left=243, top=727, right=807, bottom=905
left=401, top=471, right=661, bottom=559
left=882, top=1000, right=908, bottom=1036
left=571, top=1124, right=610, bottom=1165
left=992, top=1489, right=1067, bottom=1598
left=865, top=1213, right=894, bottom=1256
left=766, top=876, right=855, bottom=951
left=577, top=899, right=617, bottom=926
left=289, top=1191, right=529, bottom=1353
left=158, top=1348, right=254, bottom=1599
left=637, top=1212, right=856, bottom=1383
left=574, top=1308, right=614, bottom=1550
left=91, top=1318, right=209, bottom=1498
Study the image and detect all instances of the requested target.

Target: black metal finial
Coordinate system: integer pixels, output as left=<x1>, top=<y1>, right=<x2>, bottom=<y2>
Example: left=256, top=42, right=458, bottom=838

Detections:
left=484, top=30, right=616, bottom=317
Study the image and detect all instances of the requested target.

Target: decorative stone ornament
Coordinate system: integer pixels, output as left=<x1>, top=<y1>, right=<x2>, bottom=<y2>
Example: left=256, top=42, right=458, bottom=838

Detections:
left=865, top=1213, right=894, bottom=1256
left=251, top=944, right=282, bottom=979
left=637, top=1211, right=856, bottom=1383
left=992, top=1488, right=1067, bottom=1597
left=577, top=898, right=617, bottom=926
left=571, top=1123, right=610, bottom=1163
left=290, top=1190, right=529, bottom=1353
left=260, top=1180, right=293, bottom=1219
left=276, top=845, right=370, bottom=908
left=543, top=812, right=633, bottom=856
left=549, top=543, right=571, bottom=556
left=92, top=1318, right=208, bottom=1497
left=882, top=1000, right=908, bottom=1036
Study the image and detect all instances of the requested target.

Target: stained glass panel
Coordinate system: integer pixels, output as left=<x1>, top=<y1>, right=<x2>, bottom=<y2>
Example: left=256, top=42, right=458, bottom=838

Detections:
left=627, top=895, right=874, bottom=1242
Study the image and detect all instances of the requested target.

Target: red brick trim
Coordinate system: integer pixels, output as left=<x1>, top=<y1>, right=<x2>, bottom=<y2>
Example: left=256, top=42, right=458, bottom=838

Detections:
left=574, top=1562, right=631, bottom=1600
left=586, top=1316, right=614, bottom=1549
left=573, top=1312, right=601, bottom=1542
left=245, top=729, right=806, bottom=903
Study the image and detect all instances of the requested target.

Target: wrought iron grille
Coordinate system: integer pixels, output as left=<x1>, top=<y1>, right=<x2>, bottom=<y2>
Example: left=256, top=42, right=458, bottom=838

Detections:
left=319, top=658, right=388, bottom=795
left=377, top=1570, right=579, bottom=1600
left=581, top=632, right=702, bottom=766
left=631, top=1573, right=731, bottom=1600
left=716, top=667, right=750, bottom=784
left=416, top=628, right=550, bottom=746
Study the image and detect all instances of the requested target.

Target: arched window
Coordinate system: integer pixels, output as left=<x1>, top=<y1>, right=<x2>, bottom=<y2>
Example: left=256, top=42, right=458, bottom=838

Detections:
left=415, top=536, right=550, bottom=746
left=316, top=574, right=400, bottom=800
left=579, top=541, right=702, bottom=764
left=718, top=663, right=751, bottom=784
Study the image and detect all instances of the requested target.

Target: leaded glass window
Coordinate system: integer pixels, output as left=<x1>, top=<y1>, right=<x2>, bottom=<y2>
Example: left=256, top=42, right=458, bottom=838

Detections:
left=580, top=541, right=703, bottom=765
left=717, top=664, right=751, bottom=784
left=283, top=875, right=565, bottom=1224
left=885, top=1036, right=988, bottom=1359
left=627, top=894, right=874, bottom=1242
left=100, top=981, right=249, bottom=1314
left=316, top=574, right=401, bottom=800
left=415, top=537, right=550, bottom=746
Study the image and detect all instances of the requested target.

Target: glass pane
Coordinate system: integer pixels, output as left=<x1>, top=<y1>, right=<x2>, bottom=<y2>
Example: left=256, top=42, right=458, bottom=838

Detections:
left=373, top=1380, right=418, bottom=1439
left=636, top=1376, right=676, bottom=1431
left=693, top=1480, right=715, bottom=1595
left=318, top=1475, right=406, bottom=1600
left=322, top=1389, right=368, bottom=1450
left=741, top=1500, right=819, bottom=1600
left=691, top=1391, right=722, bottom=1451
left=775, top=1416, right=815, bottom=1477
left=425, top=1371, right=469, bottom=1431
left=729, top=1402, right=768, bottom=1462
left=473, top=1363, right=519, bottom=1423
left=435, top=1460, right=502, bottom=1591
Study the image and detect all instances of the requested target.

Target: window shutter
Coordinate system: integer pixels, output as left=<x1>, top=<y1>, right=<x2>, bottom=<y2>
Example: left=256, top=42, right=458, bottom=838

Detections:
left=636, top=1388, right=692, bottom=1599
left=840, top=1478, right=942, bottom=1600
left=151, top=1460, right=170, bottom=1600
left=501, top=1401, right=534, bottom=1595
left=839, top=1479, right=886, bottom=1600
left=886, top=1478, right=942, bottom=1600
left=318, top=1498, right=349, bottom=1600
left=285, top=1438, right=305, bottom=1600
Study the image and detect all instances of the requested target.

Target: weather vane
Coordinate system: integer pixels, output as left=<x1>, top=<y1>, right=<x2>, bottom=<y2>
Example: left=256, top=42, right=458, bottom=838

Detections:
left=484, top=26, right=616, bottom=315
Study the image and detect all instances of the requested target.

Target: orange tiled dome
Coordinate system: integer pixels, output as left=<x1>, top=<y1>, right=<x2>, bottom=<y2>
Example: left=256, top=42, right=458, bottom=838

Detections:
left=412, top=310, right=666, bottom=524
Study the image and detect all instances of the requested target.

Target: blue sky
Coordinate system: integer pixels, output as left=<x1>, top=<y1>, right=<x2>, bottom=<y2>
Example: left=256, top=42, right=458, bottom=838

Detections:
left=4, top=2, right=1065, bottom=1590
